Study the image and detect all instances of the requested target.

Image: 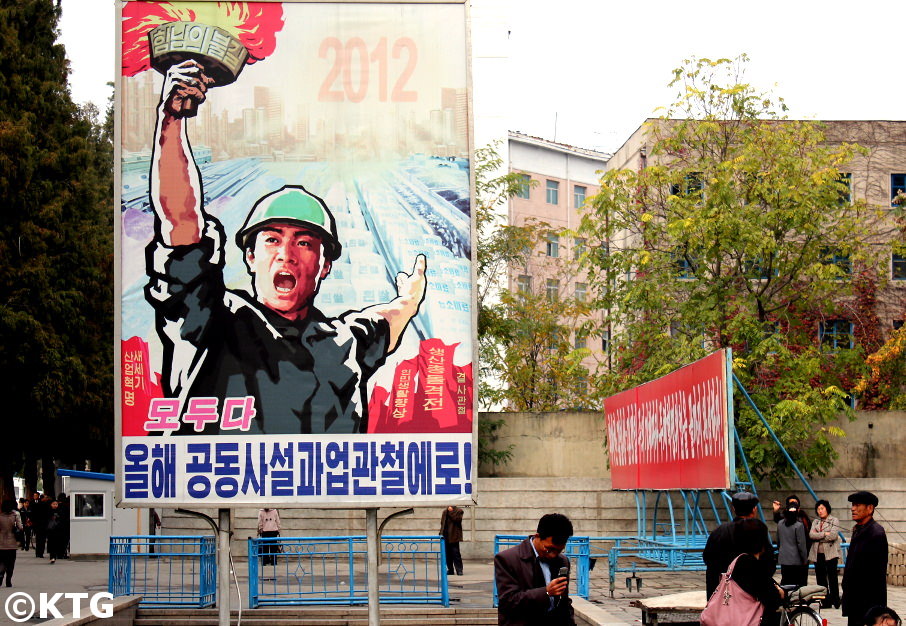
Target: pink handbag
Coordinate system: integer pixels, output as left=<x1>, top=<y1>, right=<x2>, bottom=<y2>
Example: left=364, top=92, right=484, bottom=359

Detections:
left=700, top=555, right=765, bottom=626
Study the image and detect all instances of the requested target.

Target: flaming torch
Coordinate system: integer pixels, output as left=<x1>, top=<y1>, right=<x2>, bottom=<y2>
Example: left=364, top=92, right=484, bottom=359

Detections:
left=122, top=2, right=285, bottom=115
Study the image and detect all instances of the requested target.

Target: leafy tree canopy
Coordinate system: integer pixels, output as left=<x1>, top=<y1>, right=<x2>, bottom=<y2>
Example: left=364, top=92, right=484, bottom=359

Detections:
left=580, top=56, right=891, bottom=486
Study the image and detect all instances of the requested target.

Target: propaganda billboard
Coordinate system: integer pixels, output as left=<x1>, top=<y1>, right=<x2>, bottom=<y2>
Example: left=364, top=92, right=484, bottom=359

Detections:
left=114, top=1, right=475, bottom=506
left=604, top=349, right=734, bottom=490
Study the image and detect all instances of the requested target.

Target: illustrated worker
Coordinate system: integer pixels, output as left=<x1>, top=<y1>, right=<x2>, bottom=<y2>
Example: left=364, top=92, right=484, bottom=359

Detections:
left=842, top=491, right=888, bottom=626
left=146, top=60, right=426, bottom=435
left=494, top=513, right=575, bottom=625
left=702, top=491, right=775, bottom=599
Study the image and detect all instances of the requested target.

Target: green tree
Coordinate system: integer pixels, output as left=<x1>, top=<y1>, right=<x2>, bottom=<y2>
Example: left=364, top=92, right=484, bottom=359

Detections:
left=580, top=56, right=888, bottom=486
left=0, top=0, right=114, bottom=498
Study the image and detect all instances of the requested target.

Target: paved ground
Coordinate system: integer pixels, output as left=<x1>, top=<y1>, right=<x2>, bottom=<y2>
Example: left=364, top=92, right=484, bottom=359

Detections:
left=0, top=551, right=904, bottom=625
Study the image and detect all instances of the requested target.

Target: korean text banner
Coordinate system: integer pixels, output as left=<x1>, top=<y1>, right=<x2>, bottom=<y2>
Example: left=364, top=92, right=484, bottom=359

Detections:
left=604, top=350, right=732, bottom=490
left=116, top=0, right=474, bottom=506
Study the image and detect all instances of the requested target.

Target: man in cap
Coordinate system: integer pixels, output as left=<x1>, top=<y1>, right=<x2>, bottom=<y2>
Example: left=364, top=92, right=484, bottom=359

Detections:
left=842, top=491, right=888, bottom=626
left=702, top=491, right=775, bottom=598
left=144, top=61, right=426, bottom=434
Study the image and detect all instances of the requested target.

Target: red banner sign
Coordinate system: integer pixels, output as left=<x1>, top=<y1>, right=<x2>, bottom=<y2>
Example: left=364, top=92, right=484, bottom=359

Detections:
left=605, top=350, right=732, bottom=490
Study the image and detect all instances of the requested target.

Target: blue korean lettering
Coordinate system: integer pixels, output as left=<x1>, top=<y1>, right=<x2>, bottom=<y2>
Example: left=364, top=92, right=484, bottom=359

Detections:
left=433, top=441, right=461, bottom=495
left=186, top=443, right=212, bottom=499
left=379, top=441, right=405, bottom=495
left=214, top=442, right=240, bottom=498
left=269, top=442, right=294, bottom=497
left=351, top=441, right=378, bottom=496
left=150, top=443, right=176, bottom=498
left=406, top=441, right=433, bottom=496
left=241, top=442, right=267, bottom=495
left=124, top=444, right=150, bottom=498
left=296, top=442, right=322, bottom=496
left=325, top=441, right=350, bottom=496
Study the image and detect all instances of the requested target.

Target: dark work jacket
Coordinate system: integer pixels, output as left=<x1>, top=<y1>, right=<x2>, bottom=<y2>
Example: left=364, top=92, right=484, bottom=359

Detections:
left=703, top=517, right=776, bottom=598
left=494, top=537, right=575, bottom=626
left=842, top=518, right=887, bottom=619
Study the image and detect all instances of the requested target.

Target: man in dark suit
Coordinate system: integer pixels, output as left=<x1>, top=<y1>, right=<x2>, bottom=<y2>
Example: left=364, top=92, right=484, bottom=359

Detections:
left=842, top=491, right=888, bottom=626
left=494, top=513, right=575, bottom=625
left=702, top=491, right=776, bottom=598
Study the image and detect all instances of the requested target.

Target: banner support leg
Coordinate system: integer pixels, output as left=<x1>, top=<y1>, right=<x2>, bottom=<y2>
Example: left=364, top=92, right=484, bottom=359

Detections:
left=366, top=507, right=380, bottom=626
left=218, top=508, right=231, bottom=626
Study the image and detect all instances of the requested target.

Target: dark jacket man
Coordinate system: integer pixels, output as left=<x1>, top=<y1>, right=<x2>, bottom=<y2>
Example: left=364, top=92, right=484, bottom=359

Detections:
left=702, top=492, right=775, bottom=598
left=842, top=491, right=888, bottom=626
left=494, top=513, right=575, bottom=626
left=440, top=505, right=464, bottom=575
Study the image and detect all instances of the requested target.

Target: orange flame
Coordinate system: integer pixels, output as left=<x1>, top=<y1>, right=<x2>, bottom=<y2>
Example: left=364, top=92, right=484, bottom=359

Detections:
left=122, top=2, right=284, bottom=77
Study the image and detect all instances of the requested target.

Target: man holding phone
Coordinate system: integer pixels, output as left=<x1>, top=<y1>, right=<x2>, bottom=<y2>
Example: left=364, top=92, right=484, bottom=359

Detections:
left=494, top=513, right=575, bottom=625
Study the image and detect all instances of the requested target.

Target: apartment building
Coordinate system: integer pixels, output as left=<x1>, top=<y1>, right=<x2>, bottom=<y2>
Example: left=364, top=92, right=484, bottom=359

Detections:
left=506, top=131, right=611, bottom=375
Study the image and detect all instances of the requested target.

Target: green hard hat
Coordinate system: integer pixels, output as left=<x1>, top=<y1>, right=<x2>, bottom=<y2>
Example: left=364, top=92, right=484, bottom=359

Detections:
left=236, top=185, right=342, bottom=261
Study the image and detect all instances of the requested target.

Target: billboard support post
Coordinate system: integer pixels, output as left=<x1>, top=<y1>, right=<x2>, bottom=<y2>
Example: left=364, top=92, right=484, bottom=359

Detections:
left=218, top=508, right=230, bottom=626
left=366, top=508, right=379, bottom=626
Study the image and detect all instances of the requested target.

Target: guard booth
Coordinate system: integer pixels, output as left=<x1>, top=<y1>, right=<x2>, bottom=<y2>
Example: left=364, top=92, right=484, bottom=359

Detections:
left=57, top=469, right=149, bottom=557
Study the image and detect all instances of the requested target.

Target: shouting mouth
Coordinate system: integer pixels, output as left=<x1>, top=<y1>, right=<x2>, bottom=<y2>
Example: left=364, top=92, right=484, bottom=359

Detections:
left=274, top=271, right=297, bottom=293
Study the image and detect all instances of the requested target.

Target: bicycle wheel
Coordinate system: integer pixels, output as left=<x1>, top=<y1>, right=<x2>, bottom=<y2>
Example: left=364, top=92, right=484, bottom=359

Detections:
left=786, top=606, right=822, bottom=625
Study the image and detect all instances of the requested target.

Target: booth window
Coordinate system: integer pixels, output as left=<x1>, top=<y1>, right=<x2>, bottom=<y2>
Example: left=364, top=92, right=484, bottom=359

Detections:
left=74, top=493, right=105, bottom=519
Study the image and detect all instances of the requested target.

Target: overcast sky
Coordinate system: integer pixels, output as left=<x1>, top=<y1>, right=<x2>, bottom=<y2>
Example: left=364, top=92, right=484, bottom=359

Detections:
left=60, top=0, right=905, bottom=153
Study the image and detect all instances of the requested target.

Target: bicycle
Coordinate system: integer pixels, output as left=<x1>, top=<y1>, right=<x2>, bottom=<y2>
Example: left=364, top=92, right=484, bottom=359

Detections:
left=778, top=583, right=827, bottom=626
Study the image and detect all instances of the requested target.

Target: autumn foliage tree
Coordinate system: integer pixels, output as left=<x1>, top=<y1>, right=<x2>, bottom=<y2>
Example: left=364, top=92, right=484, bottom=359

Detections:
left=580, top=56, right=892, bottom=485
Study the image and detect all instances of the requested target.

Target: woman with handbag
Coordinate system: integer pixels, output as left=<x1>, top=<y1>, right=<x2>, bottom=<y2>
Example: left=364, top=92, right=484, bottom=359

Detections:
left=808, top=499, right=842, bottom=609
left=0, top=499, right=23, bottom=587
left=701, top=518, right=785, bottom=626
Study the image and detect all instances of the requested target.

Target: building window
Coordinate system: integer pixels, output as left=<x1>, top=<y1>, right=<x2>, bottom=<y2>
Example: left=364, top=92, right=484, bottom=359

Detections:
left=673, top=250, right=696, bottom=279
left=545, top=234, right=559, bottom=257
left=574, top=185, right=587, bottom=209
left=73, top=493, right=105, bottom=519
left=546, top=180, right=559, bottom=205
left=545, top=278, right=559, bottom=301
left=893, top=253, right=906, bottom=280
left=573, top=238, right=587, bottom=260
left=670, top=172, right=703, bottom=199
left=892, top=174, right=906, bottom=207
left=820, top=319, right=853, bottom=351
left=574, top=282, right=586, bottom=302
left=574, top=333, right=587, bottom=350
left=516, top=274, right=532, bottom=295
left=821, top=248, right=851, bottom=277
left=602, top=329, right=611, bottom=353
left=516, top=173, right=531, bottom=199
left=837, top=173, right=852, bottom=205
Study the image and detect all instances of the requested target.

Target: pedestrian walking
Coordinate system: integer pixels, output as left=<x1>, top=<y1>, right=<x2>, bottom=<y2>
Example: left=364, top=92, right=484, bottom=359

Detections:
left=46, top=500, right=66, bottom=564
left=17, top=499, right=31, bottom=551
left=0, top=500, right=23, bottom=586
left=439, top=505, right=464, bottom=576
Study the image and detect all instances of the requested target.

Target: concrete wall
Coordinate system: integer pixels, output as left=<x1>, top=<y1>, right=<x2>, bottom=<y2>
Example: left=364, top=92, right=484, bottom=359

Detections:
left=480, top=410, right=906, bottom=479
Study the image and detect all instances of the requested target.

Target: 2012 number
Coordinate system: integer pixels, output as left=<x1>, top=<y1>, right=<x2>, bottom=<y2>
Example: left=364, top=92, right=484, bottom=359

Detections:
left=318, top=37, right=418, bottom=103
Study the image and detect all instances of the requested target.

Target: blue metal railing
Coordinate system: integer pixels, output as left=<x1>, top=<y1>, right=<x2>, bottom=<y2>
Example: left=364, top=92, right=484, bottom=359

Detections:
left=492, top=535, right=591, bottom=607
left=109, top=535, right=216, bottom=607
left=248, top=535, right=448, bottom=608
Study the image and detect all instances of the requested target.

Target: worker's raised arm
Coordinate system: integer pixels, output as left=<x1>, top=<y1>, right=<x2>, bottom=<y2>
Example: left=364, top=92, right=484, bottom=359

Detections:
left=149, top=60, right=213, bottom=246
